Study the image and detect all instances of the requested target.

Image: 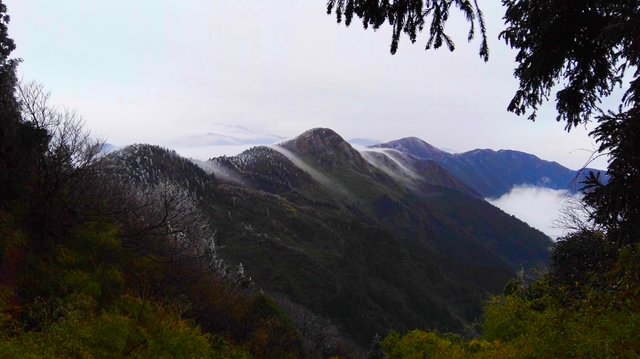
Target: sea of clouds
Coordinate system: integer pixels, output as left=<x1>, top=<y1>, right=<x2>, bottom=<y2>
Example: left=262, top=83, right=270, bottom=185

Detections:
left=488, top=185, right=580, bottom=240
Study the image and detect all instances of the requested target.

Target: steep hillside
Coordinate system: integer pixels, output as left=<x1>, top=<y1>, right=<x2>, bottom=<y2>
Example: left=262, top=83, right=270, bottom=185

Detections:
left=272, top=129, right=549, bottom=269
left=375, top=137, right=608, bottom=198
left=106, top=129, right=552, bottom=346
left=358, top=147, right=480, bottom=197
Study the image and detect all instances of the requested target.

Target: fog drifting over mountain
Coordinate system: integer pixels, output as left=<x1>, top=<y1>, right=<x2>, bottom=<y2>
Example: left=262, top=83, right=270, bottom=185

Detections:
left=7, top=0, right=612, bottom=171
left=488, top=186, right=575, bottom=240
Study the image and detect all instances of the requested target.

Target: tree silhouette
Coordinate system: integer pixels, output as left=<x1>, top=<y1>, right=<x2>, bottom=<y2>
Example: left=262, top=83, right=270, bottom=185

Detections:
left=326, top=0, right=489, bottom=59
left=0, top=1, right=49, bottom=204
left=328, top=0, right=640, bottom=245
left=500, top=0, right=640, bottom=245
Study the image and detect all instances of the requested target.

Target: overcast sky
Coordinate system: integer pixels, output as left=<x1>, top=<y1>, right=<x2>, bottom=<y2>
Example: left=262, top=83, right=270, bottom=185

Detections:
left=6, top=0, right=616, bottom=169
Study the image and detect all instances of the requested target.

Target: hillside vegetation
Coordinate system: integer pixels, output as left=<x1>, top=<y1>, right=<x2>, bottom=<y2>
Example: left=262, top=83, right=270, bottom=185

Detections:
left=0, top=81, right=307, bottom=358
left=101, top=128, right=550, bottom=347
left=4, top=0, right=639, bottom=356
left=378, top=232, right=640, bottom=358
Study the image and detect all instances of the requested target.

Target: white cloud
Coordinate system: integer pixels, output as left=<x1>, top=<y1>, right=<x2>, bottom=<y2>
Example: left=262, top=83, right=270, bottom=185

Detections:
left=488, top=186, right=577, bottom=240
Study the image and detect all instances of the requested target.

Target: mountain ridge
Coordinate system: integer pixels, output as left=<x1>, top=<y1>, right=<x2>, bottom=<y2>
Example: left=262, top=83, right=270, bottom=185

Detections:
left=104, top=128, right=552, bottom=346
left=374, top=136, right=608, bottom=198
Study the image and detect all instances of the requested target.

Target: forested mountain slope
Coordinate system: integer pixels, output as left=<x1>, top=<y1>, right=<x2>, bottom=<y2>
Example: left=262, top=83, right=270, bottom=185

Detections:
left=106, top=128, right=552, bottom=346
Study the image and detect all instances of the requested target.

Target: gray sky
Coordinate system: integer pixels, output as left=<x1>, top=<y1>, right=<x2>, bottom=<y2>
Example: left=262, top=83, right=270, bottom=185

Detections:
left=6, top=0, right=614, bottom=169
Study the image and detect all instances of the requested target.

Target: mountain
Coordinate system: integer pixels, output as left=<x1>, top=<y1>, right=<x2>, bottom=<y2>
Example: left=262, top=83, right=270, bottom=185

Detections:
left=375, top=137, right=449, bottom=160
left=374, top=137, right=608, bottom=198
left=171, top=132, right=284, bottom=147
left=168, top=124, right=285, bottom=147
left=99, top=143, right=118, bottom=155
left=348, top=137, right=384, bottom=147
left=105, top=128, right=552, bottom=346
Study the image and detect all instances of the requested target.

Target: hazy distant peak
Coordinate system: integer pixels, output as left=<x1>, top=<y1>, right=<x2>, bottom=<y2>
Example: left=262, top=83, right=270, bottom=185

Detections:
left=170, top=132, right=284, bottom=147
left=99, top=143, right=119, bottom=155
left=348, top=138, right=384, bottom=147
left=460, top=148, right=497, bottom=156
left=374, top=136, right=449, bottom=159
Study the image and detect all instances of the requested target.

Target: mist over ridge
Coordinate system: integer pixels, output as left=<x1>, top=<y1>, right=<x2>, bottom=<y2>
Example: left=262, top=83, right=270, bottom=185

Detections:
left=178, top=127, right=604, bottom=244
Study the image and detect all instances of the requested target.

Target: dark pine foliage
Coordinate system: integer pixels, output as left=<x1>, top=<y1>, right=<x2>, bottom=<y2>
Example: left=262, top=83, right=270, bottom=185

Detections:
left=500, top=0, right=638, bottom=127
left=326, top=0, right=489, bottom=59
left=327, top=0, right=640, bottom=246
left=0, top=2, right=48, bottom=205
left=501, top=0, right=640, bottom=245
left=550, top=230, right=617, bottom=291
left=584, top=109, right=640, bottom=245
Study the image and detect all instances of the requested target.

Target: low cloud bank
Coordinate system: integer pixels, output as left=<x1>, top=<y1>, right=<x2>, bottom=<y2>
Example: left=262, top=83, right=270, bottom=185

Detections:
left=488, top=186, right=577, bottom=240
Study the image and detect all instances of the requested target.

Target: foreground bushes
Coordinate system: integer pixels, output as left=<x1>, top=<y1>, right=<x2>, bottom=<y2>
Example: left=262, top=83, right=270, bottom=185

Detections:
left=0, top=294, right=248, bottom=358
left=381, top=238, right=640, bottom=359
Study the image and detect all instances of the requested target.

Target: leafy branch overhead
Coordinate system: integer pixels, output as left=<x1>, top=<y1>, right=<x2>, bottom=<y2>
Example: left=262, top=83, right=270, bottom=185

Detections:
left=326, top=0, right=489, bottom=60
left=328, top=0, right=640, bottom=247
left=500, top=0, right=640, bottom=244
left=500, top=0, right=640, bottom=129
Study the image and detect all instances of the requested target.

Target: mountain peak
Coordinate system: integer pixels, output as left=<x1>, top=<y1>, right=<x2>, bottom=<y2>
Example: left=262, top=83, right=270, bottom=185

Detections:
left=374, top=137, right=449, bottom=160
left=280, top=128, right=347, bottom=152
left=279, top=128, right=371, bottom=172
left=288, top=127, right=346, bottom=146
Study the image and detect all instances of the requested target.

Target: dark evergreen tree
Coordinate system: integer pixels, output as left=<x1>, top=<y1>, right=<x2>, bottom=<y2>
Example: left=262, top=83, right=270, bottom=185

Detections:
left=367, top=334, right=387, bottom=359
left=550, top=230, right=617, bottom=291
left=0, top=0, right=48, bottom=205
left=327, top=0, right=640, bottom=246
left=0, top=0, right=21, bottom=201
left=500, top=0, right=640, bottom=245
left=326, top=0, right=489, bottom=59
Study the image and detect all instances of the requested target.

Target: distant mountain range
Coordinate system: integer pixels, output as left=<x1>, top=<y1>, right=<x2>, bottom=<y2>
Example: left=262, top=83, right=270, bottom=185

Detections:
left=104, top=128, right=553, bottom=346
left=165, top=128, right=607, bottom=199
left=347, top=138, right=383, bottom=147
left=373, top=137, right=608, bottom=198
left=171, top=132, right=285, bottom=147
